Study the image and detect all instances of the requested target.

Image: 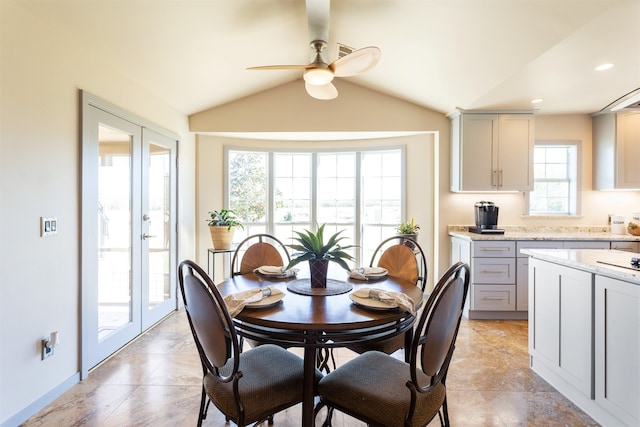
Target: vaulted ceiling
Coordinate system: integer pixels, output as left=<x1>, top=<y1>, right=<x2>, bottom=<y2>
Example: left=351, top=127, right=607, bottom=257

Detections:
left=23, top=0, right=640, bottom=116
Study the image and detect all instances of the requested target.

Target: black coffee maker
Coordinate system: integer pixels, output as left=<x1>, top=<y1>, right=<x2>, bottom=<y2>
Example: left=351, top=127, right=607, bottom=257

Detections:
left=469, top=201, right=504, bottom=234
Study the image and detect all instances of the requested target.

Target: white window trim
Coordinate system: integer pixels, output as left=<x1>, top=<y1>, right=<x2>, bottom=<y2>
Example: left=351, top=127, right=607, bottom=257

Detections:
left=524, top=140, right=582, bottom=217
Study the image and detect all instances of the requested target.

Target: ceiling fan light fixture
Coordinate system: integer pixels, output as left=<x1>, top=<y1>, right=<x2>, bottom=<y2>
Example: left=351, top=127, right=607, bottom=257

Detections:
left=303, top=68, right=334, bottom=85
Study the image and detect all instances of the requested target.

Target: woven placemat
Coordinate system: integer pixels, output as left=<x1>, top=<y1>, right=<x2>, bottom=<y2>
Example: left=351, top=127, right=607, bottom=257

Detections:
left=287, top=278, right=353, bottom=296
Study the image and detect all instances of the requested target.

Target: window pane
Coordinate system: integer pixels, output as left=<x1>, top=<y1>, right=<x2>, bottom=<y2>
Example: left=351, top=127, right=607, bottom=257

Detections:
left=546, top=164, right=567, bottom=179
left=227, top=148, right=402, bottom=265
left=546, top=147, right=567, bottom=163
left=274, top=153, right=311, bottom=224
left=229, top=151, right=267, bottom=223
left=317, top=153, right=355, bottom=224
left=362, top=150, right=401, bottom=226
left=529, top=144, right=576, bottom=215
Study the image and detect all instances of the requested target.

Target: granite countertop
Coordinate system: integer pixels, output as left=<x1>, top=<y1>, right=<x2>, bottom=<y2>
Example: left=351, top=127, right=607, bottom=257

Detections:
left=448, top=225, right=640, bottom=241
left=521, top=248, right=640, bottom=284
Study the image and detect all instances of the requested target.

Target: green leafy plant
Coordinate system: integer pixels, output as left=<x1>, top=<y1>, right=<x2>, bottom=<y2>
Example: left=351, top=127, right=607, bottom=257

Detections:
left=286, top=224, right=356, bottom=271
left=207, top=209, right=244, bottom=231
left=397, top=218, right=420, bottom=234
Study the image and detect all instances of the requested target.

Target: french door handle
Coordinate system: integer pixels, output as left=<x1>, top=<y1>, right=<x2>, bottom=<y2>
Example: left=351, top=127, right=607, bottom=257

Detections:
left=142, top=233, right=156, bottom=240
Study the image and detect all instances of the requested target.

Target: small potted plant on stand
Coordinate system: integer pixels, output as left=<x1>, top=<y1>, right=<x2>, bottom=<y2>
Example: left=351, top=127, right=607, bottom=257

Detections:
left=286, top=224, right=355, bottom=289
left=397, top=218, right=420, bottom=242
left=207, top=209, right=244, bottom=250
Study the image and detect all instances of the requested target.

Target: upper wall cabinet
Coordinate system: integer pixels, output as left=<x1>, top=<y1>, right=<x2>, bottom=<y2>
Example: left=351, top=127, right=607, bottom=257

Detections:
left=450, top=111, right=534, bottom=192
left=592, top=111, right=640, bottom=190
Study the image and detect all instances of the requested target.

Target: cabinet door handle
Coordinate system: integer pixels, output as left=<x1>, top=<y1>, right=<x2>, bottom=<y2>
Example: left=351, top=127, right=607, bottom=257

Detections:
left=481, top=269, right=507, bottom=274
left=498, top=169, right=503, bottom=187
left=482, top=296, right=506, bottom=301
left=480, top=248, right=510, bottom=252
left=491, top=169, right=497, bottom=187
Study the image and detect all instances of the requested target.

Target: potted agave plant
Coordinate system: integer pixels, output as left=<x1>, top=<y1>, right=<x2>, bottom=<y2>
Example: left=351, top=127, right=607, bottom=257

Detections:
left=207, top=209, right=244, bottom=250
left=286, top=224, right=355, bottom=288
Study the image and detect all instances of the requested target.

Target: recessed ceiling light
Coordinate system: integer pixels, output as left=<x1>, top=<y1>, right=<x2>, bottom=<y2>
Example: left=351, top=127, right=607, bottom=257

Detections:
left=595, top=63, right=614, bottom=71
left=530, top=98, right=543, bottom=104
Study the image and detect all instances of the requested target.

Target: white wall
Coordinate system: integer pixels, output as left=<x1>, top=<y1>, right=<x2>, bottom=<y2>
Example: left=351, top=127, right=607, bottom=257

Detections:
left=0, top=3, right=196, bottom=425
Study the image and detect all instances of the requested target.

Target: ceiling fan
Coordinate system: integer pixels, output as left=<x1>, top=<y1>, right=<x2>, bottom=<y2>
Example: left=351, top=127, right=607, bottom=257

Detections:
left=247, top=0, right=380, bottom=100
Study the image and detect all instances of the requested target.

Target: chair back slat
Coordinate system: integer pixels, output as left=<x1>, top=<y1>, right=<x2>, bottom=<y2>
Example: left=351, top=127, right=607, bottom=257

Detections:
left=377, top=244, right=419, bottom=284
left=240, top=242, right=283, bottom=274
left=231, top=234, right=291, bottom=276
left=370, top=235, right=428, bottom=291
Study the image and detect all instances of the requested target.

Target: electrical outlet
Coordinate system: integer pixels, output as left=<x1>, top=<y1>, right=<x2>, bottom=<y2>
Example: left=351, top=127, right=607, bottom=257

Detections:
left=41, top=339, right=54, bottom=360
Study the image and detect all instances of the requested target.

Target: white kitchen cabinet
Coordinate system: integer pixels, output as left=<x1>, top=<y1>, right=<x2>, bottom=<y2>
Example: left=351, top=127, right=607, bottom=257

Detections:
left=528, top=258, right=593, bottom=398
left=594, top=275, right=640, bottom=427
left=592, top=111, right=640, bottom=190
left=515, top=241, right=563, bottom=311
left=452, top=236, right=640, bottom=320
left=450, top=111, right=534, bottom=192
left=610, top=241, right=640, bottom=252
left=562, top=241, right=610, bottom=249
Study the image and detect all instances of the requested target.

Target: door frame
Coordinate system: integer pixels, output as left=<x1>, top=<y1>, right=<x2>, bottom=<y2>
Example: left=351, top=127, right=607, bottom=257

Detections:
left=80, top=91, right=179, bottom=378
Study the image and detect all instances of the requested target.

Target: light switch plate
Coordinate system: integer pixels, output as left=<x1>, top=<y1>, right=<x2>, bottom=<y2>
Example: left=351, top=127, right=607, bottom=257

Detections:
left=41, top=217, right=58, bottom=237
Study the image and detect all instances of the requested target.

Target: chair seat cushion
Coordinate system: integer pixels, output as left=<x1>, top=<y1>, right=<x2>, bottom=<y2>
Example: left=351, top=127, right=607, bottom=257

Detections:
left=205, top=344, right=322, bottom=424
left=318, top=351, right=445, bottom=427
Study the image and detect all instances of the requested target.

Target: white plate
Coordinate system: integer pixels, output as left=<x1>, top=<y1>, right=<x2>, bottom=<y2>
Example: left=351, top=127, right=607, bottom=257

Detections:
left=352, top=267, right=388, bottom=279
left=256, top=267, right=297, bottom=278
left=246, top=293, right=285, bottom=309
left=349, top=293, right=397, bottom=310
left=364, top=268, right=388, bottom=279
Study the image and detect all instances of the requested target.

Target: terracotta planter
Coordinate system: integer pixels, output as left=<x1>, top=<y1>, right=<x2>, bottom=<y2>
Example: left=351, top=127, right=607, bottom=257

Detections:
left=209, top=225, right=235, bottom=250
left=309, top=259, right=329, bottom=288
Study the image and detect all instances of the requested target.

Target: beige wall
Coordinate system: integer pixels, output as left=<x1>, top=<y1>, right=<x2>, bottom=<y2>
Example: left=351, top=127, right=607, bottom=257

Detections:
left=0, top=3, right=196, bottom=425
left=196, top=133, right=436, bottom=283
left=192, top=86, right=640, bottom=294
left=192, top=80, right=451, bottom=284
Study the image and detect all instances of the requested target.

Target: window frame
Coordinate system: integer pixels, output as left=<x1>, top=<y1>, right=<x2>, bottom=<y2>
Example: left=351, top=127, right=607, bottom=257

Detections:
left=224, top=145, right=407, bottom=267
left=525, top=140, right=581, bottom=217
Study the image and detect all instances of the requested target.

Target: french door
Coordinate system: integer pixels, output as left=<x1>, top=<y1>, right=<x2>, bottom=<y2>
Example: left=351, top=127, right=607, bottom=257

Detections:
left=81, top=93, right=178, bottom=376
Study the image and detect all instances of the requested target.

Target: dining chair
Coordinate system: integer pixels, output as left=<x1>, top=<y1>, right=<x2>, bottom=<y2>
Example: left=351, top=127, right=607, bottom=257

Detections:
left=346, top=235, right=429, bottom=359
left=316, top=261, right=470, bottom=427
left=230, top=233, right=291, bottom=276
left=178, top=259, right=322, bottom=427
left=372, top=235, right=428, bottom=291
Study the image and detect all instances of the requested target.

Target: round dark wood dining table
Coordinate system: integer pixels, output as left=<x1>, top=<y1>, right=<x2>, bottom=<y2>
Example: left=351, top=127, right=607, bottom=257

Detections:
left=216, top=271, right=424, bottom=427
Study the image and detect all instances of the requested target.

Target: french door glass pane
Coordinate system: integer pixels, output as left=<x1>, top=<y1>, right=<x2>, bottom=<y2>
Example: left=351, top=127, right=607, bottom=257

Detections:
left=147, top=143, right=171, bottom=308
left=97, top=126, right=132, bottom=342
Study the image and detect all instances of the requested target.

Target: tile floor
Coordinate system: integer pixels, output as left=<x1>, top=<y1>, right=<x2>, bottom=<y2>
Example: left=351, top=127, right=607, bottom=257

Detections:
left=22, top=310, right=599, bottom=426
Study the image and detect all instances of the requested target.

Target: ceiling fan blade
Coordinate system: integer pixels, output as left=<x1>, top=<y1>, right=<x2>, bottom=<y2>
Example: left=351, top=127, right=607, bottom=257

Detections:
left=330, top=46, right=381, bottom=77
left=305, top=82, right=338, bottom=100
left=247, top=64, right=313, bottom=71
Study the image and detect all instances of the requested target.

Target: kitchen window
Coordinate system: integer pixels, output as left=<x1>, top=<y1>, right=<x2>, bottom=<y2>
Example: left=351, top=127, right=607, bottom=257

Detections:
left=526, top=141, right=580, bottom=216
left=226, top=148, right=404, bottom=267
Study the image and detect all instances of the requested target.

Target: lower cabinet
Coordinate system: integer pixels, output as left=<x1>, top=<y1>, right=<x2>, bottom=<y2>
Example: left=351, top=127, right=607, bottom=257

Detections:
left=528, top=257, right=640, bottom=426
left=594, top=276, right=640, bottom=426
left=451, top=236, right=637, bottom=319
left=528, top=258, right=593, bottom=397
